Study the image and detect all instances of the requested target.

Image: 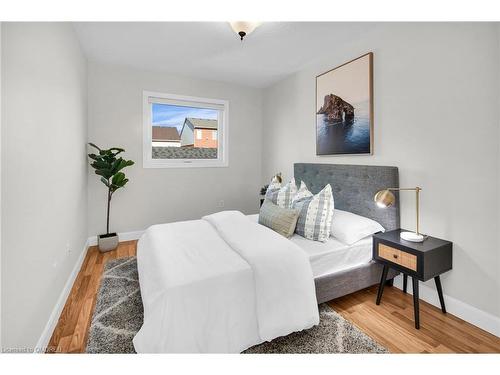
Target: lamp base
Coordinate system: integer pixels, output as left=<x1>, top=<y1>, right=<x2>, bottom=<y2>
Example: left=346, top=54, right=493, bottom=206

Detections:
left=400, top=231, right=425, bottom=242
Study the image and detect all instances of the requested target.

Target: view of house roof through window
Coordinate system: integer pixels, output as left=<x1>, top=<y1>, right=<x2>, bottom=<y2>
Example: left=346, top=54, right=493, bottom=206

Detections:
left=151, top=103, right=219, bottom=160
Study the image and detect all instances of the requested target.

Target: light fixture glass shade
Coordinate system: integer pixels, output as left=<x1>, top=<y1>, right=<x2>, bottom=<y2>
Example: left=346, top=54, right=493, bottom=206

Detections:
left=229, top=22, right=261, bottom=40
left=374, top=189, right=395, bottom=208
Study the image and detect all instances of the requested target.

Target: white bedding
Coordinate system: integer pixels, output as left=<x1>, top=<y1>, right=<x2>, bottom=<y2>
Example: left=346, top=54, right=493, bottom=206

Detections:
left=291, top=235, right=373, bottom=277
left=248, top=214, right=373, bottom=278
left=133, top=211, right=319, bottom=353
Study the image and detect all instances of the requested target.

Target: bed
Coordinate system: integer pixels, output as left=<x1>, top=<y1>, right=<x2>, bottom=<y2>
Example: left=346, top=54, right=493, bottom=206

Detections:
left=294, top=163, right=400, bottom=303
left=133, top=163, right=400, bottom=353
left=248, top=213, right=374, bottom=277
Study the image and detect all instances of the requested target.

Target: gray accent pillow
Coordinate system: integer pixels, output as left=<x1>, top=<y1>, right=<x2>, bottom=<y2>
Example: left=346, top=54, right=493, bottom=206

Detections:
left=258, top=199, right=300, bottom=238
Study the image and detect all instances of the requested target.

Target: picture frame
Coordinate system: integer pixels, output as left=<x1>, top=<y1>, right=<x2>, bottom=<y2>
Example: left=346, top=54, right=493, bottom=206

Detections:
left=315, top=52, right=373, bottom=155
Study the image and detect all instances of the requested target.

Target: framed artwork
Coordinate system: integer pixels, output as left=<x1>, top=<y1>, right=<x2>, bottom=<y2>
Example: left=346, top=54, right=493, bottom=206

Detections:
left=316, top=52, right=373, bottom=155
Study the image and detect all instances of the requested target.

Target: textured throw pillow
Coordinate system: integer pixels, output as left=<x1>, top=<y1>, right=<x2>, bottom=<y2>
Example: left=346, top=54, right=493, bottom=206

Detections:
left=267, top=175, right=282, bottom=192
left=292, top=180, right=313, bottom=205
left=266, top=178, right=298, bottom=209
left=331, top=209, right=385, bottom=245
left=265, top=175, right=282, bottom=200
left=293, top=184, right=334, bottom=242
left=258, top=199, right=300, bottom=238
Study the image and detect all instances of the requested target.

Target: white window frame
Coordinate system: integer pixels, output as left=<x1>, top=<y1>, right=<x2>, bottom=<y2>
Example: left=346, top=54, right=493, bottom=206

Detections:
left=143, top=91, right=229, bottom=168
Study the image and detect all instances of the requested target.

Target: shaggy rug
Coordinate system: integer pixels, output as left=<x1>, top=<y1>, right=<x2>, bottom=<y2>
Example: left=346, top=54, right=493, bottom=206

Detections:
left=86, top=257, right=387, bottom=354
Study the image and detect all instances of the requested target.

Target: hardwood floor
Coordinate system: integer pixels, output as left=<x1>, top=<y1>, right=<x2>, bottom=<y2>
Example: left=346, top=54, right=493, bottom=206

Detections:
left=329, top=287, right=500, bottom=353
left=48, top=241, right=500, bottom=353
left=47, top=240, right=137, bottom=353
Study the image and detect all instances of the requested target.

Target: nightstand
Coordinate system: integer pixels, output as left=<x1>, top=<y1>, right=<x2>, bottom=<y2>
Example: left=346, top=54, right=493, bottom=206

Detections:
left=372, top=229, right=453, bottom=329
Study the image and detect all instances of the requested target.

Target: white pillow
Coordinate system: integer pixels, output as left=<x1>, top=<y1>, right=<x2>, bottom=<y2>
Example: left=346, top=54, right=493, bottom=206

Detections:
left=330, top=209, right=385, bottom=245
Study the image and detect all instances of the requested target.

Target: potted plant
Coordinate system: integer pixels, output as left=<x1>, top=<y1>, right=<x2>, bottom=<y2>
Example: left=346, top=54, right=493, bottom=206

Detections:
left=259, top=184, right=269, bottom=207
left=88, top=143, right=134, bottom=252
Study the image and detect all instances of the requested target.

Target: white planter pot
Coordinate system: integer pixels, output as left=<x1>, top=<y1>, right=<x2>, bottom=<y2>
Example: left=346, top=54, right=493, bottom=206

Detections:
left=98, top=233, right=119, bottom=252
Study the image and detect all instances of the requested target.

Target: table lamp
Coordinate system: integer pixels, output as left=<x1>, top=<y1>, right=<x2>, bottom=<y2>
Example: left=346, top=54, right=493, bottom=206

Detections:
left=374, top=187, right=425, bottom=242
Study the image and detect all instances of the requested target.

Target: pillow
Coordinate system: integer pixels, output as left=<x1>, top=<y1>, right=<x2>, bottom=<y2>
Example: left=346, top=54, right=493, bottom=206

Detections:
left=265, top=175, right=282, bottom=200
left=266, top=178, right=298, bottom=209
left=330, top=209, right=385, bottom=245
left=258, top=199, right=299, bottom=238
left=292, top=184, right=334, bottom=242
left=292, top=180, right=313, bottom=205
left=266, top=175, right=282, bottom=192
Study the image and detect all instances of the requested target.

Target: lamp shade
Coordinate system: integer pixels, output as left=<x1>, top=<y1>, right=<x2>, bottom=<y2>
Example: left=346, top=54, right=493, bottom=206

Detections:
left=229, top=22, right=261, bottom=40
left=374, top=189, right=395, bottom=208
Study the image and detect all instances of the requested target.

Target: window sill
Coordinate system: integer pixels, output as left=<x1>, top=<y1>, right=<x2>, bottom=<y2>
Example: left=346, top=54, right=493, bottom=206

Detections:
left=143, top=159, right=229, bottom=169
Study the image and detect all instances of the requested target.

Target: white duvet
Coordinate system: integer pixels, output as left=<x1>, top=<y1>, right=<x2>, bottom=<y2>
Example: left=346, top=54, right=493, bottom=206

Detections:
left=133, top=211, right=319, bottom=353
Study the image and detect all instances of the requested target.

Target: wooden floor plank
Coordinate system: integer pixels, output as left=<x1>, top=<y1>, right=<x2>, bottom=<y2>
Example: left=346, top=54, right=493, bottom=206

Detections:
left=47, top=240, right=500, bottom=353
left=329, top=284, right=500, bottom=353
left=68, top=298, right=94, bottom=353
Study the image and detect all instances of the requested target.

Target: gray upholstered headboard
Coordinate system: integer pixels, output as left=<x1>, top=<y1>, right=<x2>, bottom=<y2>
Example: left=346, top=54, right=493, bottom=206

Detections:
left=294, top=163, right=400, bottom=231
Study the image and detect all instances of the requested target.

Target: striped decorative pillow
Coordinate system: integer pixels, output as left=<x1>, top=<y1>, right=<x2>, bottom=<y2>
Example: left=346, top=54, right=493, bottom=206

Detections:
left=264, top=175, right=282, bottom=200
left=267, top=175, right=282, bottom=192
left=266, top=178, right=298, bottom=209
left=293, top=184, right=334, bottom=242
left=292, top=180, right=313, bottom=205
left=258, top=199, right=299, bottom=238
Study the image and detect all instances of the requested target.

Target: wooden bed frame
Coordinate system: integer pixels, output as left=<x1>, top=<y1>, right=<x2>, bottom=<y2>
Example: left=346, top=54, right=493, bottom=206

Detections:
left=294, top=163, right=401, bottom=303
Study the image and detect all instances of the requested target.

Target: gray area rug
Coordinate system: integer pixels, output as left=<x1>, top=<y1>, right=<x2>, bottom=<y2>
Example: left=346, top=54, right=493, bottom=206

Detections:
left=86, top=257, right=387, bottom=354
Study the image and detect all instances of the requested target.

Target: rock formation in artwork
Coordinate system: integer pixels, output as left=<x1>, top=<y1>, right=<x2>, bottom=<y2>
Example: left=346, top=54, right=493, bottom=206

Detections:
left=317, top=94, right=354, bottom=123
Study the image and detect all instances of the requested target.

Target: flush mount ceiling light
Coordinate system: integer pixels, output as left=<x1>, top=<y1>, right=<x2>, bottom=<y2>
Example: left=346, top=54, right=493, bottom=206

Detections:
left=229, top=22, right=262, bottom=41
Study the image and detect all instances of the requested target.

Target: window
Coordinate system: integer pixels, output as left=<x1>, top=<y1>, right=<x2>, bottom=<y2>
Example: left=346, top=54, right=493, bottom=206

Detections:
left=143, top=91, right=228, bottom=168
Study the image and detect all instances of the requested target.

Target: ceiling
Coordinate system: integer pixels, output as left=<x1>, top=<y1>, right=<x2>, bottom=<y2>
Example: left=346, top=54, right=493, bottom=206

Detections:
left=73, top=22, right=377, bottom=88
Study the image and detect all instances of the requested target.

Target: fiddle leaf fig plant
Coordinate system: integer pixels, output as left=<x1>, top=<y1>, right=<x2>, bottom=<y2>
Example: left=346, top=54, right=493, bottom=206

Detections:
left=88, top=143, right=134, bottom=235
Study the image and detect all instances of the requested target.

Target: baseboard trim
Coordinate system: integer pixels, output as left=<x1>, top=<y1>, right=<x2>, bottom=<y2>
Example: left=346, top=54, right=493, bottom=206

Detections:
left=34, top=230, right=144, bottom=353
left=87, top=230, right=145, bottom=247
left=393, top=275, right=500, bottom=338
left=34, top=238, right=90, bottom=353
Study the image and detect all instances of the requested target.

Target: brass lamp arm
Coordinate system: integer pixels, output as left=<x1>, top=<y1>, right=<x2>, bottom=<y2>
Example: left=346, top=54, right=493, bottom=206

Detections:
left=384, top=187, right=422, bottom=235
left=374, top=187, right=424, bottom=239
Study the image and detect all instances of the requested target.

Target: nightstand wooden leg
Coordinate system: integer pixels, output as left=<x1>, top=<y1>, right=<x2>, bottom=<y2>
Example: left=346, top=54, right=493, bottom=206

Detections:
left=403, top=274, right=408, bottom=294
left=376, top=265, right=389, bottom=305
left=434, top=276, right=446, bottom=313
left=412, top=277, right=420, bottom=329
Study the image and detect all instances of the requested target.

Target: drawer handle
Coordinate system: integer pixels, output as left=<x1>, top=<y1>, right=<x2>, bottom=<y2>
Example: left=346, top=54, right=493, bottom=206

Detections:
left=393, top=254, right=398, bottom=259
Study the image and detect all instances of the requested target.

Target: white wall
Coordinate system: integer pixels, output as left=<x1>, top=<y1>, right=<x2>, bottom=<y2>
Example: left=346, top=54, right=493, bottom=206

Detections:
left=87, top=62, right=263, bottom=236
left=1, top=23, right=88, bottom=350
left=262, top=23, right=500, bottom=319
left=0, top=21, right=3, bottom=350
